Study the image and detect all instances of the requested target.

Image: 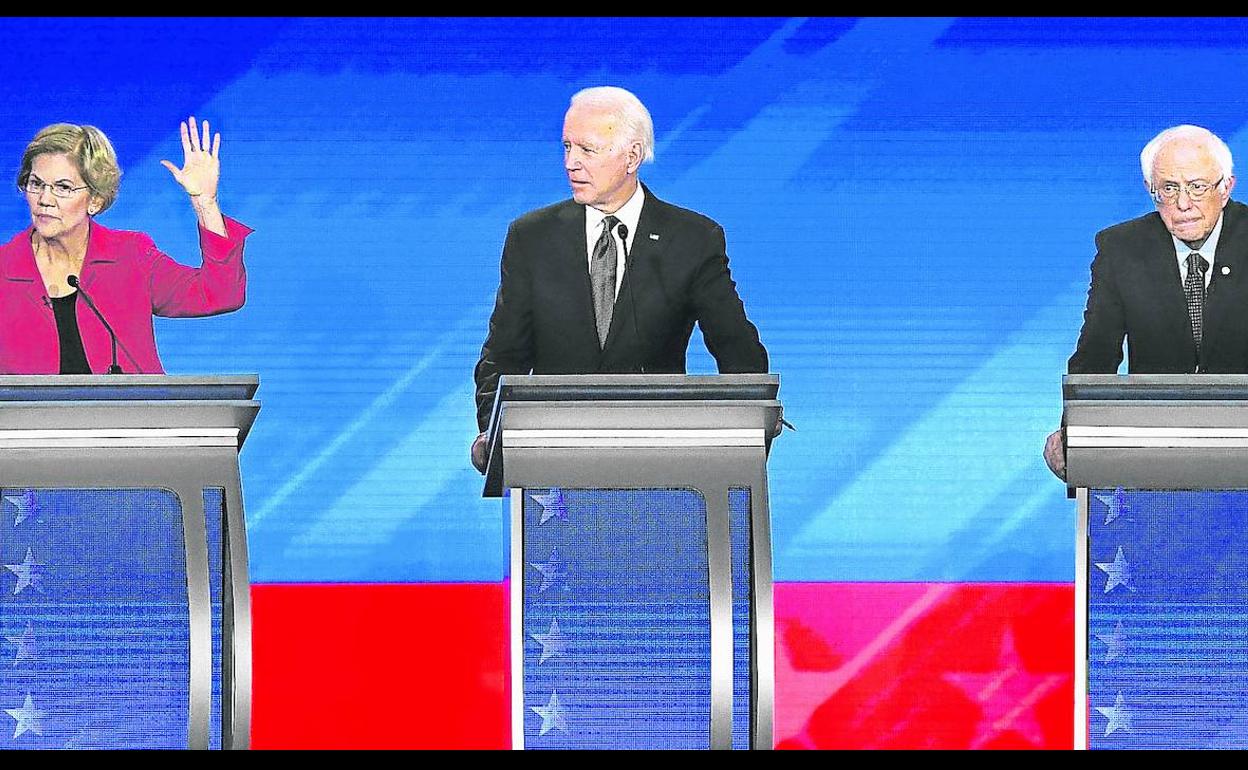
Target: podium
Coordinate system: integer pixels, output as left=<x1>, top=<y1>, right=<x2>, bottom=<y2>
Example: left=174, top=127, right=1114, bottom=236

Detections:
left=0, top=376, right=259, bottom=750
left=482, top=374, right=782, bottom=750
left=1065, top=374, right=1248, bottom=749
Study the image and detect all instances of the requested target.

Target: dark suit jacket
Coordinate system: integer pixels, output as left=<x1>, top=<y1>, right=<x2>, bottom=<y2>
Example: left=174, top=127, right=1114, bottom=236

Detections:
left=474, top=185, right=769, bottom=431
left=1069, top=199, right=1248, bottom=374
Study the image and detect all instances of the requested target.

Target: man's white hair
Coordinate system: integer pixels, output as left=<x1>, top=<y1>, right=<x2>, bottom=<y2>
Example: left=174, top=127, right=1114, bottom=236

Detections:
left=569, top=86, right=655, bottom=164
left=1140, top=124, right=1234, bottom=184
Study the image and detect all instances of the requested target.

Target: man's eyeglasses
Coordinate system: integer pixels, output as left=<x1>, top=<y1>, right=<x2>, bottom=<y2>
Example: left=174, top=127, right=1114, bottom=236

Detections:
left=1152, top=177, right=1225, bottom=204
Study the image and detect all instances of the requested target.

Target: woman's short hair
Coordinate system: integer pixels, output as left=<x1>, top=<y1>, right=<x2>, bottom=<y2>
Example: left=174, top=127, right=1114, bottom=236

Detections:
left=17, top=123, right=123, bottom=213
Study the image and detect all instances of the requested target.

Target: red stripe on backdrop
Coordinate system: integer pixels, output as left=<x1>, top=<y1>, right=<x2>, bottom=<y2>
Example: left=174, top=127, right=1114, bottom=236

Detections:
left=251, top=583, right=509, bottom=749
left=251, top=582, right=1073, bottom=749
left=775, top=583, right=1074, bottom=750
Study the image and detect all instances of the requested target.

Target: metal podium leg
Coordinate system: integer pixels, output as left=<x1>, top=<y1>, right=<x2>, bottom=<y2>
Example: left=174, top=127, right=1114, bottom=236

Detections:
left=750, top=476, right=775, bottom=750
left=180, top=486, right=212, bottom=751
left=510, top=489, right=525, bottom=751
left=223, top=463, right=252, bottom=750
left=706, top=490, right=733, bottom=750
left=1074, top=487, right=1089, bottom=751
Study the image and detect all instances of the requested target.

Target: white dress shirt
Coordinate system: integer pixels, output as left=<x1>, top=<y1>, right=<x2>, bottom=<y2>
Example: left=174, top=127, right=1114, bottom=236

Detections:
left=1173, top=211, right=1225, bottom=289
left=584, top=184, right=645, bottom=299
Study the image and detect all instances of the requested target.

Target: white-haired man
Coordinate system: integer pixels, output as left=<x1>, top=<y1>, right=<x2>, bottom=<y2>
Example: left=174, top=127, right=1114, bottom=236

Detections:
left=1045, top=124, right=1243, bottom=479
left=471, top=86, right=768, bottom=471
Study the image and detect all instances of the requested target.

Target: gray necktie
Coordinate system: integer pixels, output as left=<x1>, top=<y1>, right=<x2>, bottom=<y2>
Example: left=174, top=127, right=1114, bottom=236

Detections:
left=1185, top=252, right=1209, bottom=350
left=590, top=215, right=619, bottom=348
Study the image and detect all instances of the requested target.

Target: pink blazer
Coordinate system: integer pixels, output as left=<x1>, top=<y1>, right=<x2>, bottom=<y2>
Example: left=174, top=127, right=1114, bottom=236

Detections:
left=0, top=216, right=253, bottom=374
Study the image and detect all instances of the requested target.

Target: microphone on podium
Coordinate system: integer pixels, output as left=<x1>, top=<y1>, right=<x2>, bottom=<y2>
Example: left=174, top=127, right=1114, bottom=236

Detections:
left=616, top=223, right=646, bottom=375
left=68, top=275, right=123, bottom=374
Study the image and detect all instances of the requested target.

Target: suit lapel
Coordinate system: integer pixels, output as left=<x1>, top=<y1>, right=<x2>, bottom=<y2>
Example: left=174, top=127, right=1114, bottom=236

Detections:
left=552, top=201, right=602, bottom=359
left=1204, top=203, right=1248, bottom=344
left=79, top=219, right=118, bottom=292
left=1, top=228, right=54, bottom=320
left=1146, top=215, right=1195, bottom=349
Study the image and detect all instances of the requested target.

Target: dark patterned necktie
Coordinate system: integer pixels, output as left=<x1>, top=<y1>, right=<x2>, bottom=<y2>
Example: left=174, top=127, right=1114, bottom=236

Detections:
left=590, top=215, right=619, bottom=348
left=1185, top=252, right=1209, bottom=349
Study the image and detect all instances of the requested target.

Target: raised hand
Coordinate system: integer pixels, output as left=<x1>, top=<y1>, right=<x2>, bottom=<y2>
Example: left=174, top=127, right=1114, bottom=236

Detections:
left=161, top=116, right=220, bottom=201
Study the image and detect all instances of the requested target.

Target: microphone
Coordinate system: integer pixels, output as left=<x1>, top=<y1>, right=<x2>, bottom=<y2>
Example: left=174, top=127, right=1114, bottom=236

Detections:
left=67, top=275, right=123, bottom=374
left=617, top=223, right=646, bottom=374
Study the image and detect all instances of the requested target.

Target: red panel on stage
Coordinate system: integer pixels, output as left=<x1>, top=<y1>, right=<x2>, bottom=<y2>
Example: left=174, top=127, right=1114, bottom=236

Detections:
left=250, top=582, right=1072, bottom=749
left=775, top=583, right=1074, bottom=750
left=250, top=583, right=508, bottom=749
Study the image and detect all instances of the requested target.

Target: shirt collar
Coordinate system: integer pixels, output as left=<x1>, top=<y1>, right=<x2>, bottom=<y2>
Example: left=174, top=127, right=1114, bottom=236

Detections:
left=585, top=183, right=645, bottom=239
left=1173, top=210, right=1225, bottom=266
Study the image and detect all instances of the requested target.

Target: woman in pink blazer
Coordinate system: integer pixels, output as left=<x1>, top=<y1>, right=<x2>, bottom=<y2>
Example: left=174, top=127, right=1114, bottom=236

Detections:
left=0, top=117, right=253, bottom=374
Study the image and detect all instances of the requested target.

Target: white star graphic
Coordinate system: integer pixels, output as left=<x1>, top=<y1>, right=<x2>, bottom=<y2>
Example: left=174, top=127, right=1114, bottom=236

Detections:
left=531, top=490, right=568, bottom=525
left=530, top=690, right=569, bottom=736
left=5, top=693, right=47, bottom=739
left=4, top=548, right=43, bottom=595
left=531, top=619, right=568, bottom=663
left=1095, top=546, right=1133, bottom=593
left=1093, top=490, right=1128, bottom=526
left=1094, top=621, right=1127, bottom=663
left=1095, top=691, right=1132, bottom=736
left=530, top=549, right=568, bottom=592
left=4, top=492, right=35, bottom=527
left=4, top=623, right=36, bottom=666
left=942, top=627, right=1066, bottom=747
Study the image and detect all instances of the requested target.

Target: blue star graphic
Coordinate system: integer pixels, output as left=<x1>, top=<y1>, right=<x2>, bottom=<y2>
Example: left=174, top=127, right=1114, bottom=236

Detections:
left=1094, top=621, right=1127, bottom=663
left=4, top=491, right=35, bottom=527
left=530, top=548, right=568, bottom=592
left=531, top=619, right=568, bottom=663
left=530, top=690, right=569, bottom=736
left=4, top=623, right=36, bottom=666
left=1095, top=691, right=1132, bottom=737
left=4, top=548, right=43, bottom=595
left=1095, top=546, right=1133, bottom=594
left=531, top=490, right=568, bottom=525
left=5, top=693, right=47, bottom=739
left=1093, top=489, right=1129, bottom=526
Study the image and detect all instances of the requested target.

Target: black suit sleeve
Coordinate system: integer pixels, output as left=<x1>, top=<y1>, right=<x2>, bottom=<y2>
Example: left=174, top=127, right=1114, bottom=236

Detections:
left=1068, top=233, right=1126, bottom=374
left=690, top=223, right=769, bottom=373
left=474, top=223, right=535, bottom=432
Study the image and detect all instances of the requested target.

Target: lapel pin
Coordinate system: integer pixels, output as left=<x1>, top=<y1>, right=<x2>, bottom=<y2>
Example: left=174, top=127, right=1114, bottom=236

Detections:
left=649, top=233, right=660, bottom=241
left=1222, top=265, right=1231, bottom=276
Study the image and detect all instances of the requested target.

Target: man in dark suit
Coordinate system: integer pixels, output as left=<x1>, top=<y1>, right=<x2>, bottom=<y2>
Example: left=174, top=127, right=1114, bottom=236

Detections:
left=471, top=86, right=768, bottom=471
left=1045, top=125, right=1240, bottom=479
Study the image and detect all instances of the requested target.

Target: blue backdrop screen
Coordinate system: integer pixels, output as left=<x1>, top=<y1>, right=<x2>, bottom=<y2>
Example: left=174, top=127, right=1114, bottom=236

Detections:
left=2, top=17, right=1235, bottom=585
